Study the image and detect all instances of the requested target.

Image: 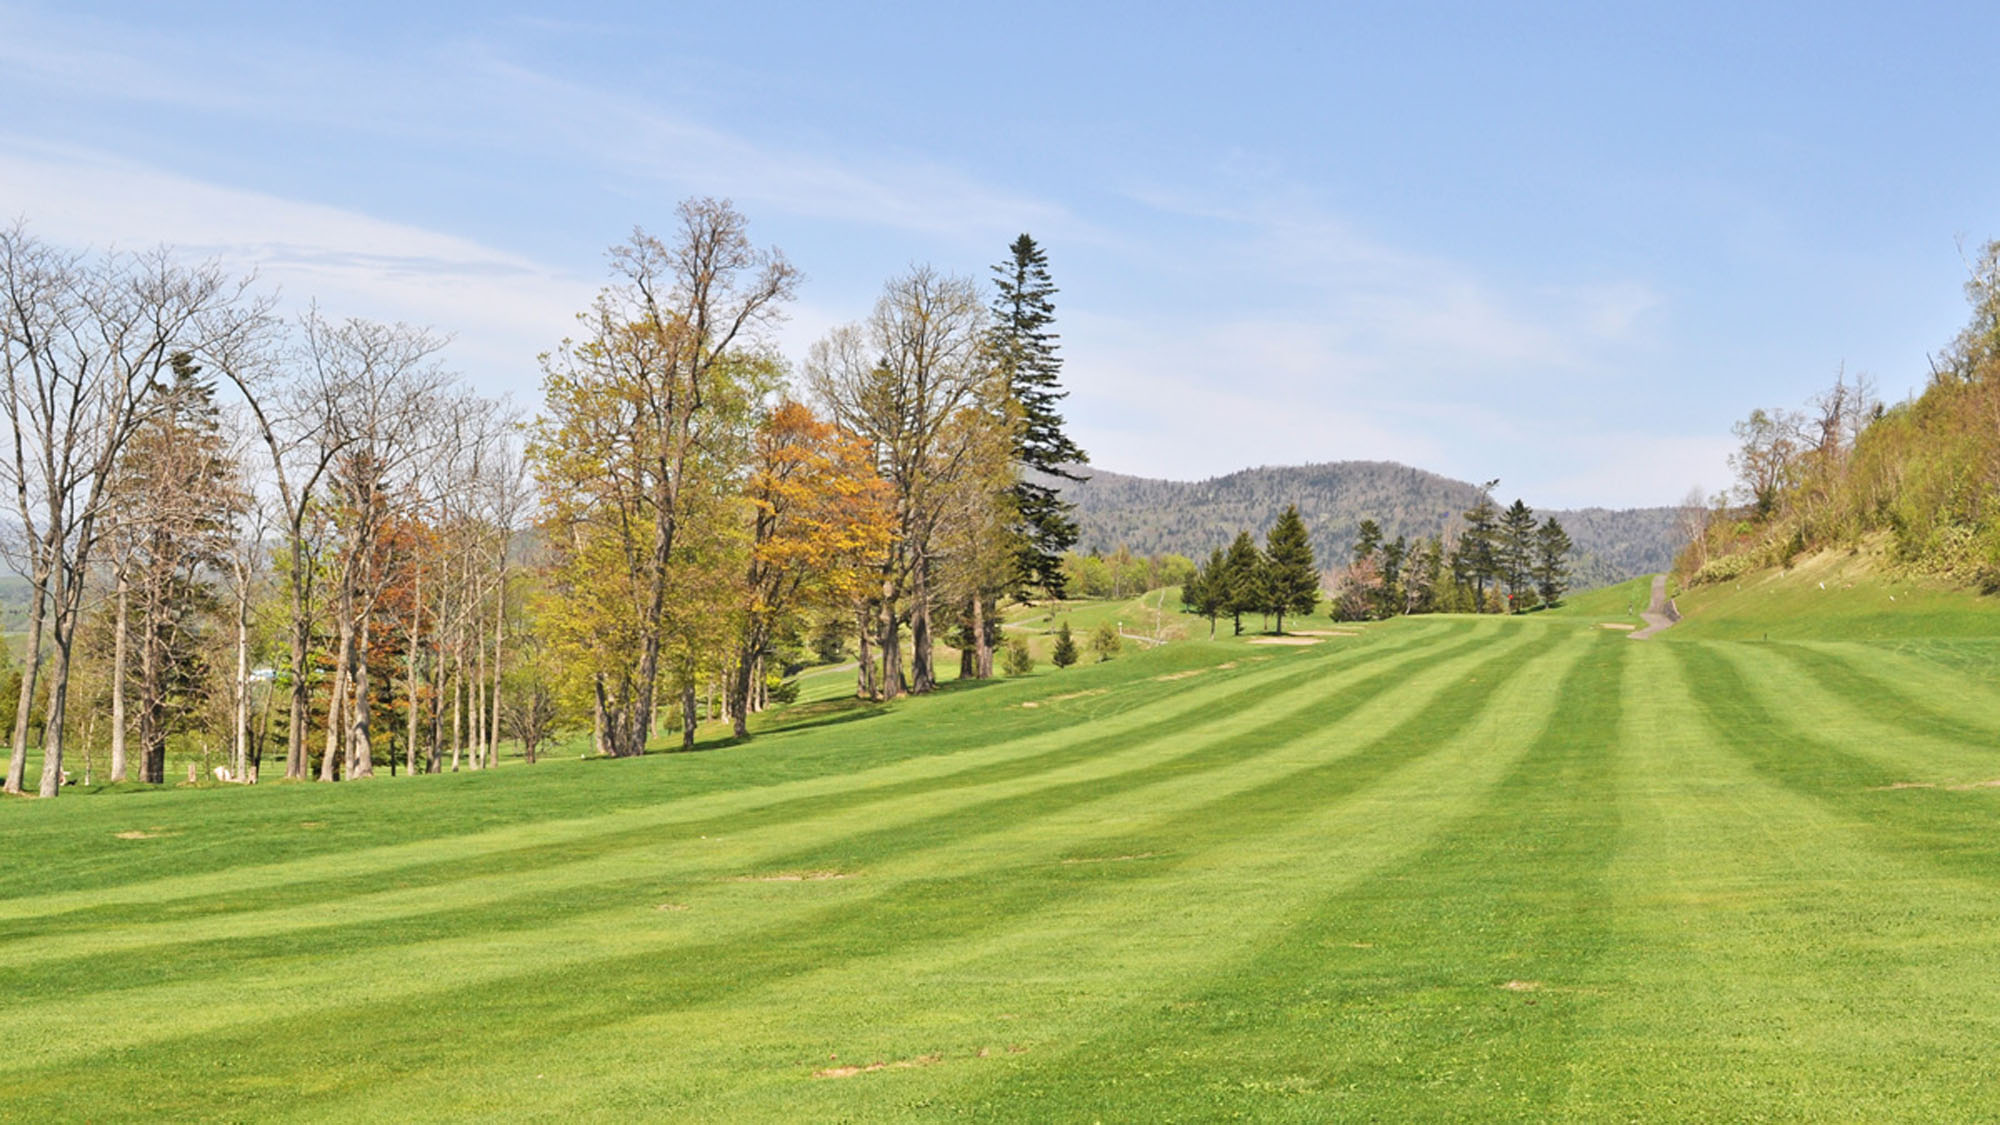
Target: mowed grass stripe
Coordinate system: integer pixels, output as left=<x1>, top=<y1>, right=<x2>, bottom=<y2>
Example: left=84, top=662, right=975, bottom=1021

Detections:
left=1676, top=642, right=2000, bottom=884
left=1742, top=641, right=2000, bottom=777
left=1765, top=639, right=2000, bottom=748
left=0, top=624, right=1466, bottom=932
left=21, top=623, right=1586, bottom=1121
left=0, top=622, right=1508, bottom=999
left=323, top=626, right=1603, bottom=1121
left=0, top=624, right=1544, bottom=1079
left=1572, top=641, right=2000, bottom=1119
left=922, top=631, right=1626, bottom=1121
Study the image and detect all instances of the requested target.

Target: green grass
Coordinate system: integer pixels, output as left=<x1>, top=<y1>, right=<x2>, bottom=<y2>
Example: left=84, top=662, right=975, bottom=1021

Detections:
left=8, top=589, right=2000, bottom=1120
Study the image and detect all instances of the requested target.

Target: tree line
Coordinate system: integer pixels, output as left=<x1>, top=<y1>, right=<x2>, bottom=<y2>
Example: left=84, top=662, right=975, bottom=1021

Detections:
left=0, top=204, right=1089, bottom=796
left=1679, top=239, right=2000, bottom=588
left=1178, top=490, right=1572, bottom=633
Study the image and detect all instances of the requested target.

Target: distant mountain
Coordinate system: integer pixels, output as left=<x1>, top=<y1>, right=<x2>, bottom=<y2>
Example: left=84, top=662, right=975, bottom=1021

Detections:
left=1052, top=461, right=1683, bottom=590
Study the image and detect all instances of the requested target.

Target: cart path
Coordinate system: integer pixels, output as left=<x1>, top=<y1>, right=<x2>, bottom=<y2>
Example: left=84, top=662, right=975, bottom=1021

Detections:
left=1629, top=574, right=1680, bottom=639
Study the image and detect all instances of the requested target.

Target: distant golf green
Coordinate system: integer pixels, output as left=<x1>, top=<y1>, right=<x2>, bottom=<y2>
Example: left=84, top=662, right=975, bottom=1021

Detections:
left=6, top=575, right=2000, bottom=1120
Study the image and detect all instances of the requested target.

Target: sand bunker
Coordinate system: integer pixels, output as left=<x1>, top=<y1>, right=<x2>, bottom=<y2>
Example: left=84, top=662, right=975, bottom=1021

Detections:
left=730, top=870, right=851, bottom=882
left=814, top=1053, right=944, bottom=1079
left=1501, top=980, right=1541, bottom=992
left=1597, top=622, right=1637, bottom=631
left=1020, top=689, right=1108, bottom=708
left=1060, top=852, right=1160, bottom=865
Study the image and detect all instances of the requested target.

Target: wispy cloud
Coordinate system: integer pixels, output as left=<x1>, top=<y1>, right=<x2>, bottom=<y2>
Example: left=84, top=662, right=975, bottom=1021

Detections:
left=0, top=138, right=592, bottom=396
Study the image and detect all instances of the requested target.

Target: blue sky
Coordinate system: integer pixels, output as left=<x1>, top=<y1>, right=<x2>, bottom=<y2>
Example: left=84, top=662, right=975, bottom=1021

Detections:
left=4, top=1, right=1995, bottom=508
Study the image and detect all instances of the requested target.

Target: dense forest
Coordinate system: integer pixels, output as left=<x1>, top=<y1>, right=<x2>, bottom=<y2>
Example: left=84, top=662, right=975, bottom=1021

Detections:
left=1054, top=462, right=1679, bottom=590
left=1681, top=241, right=2000, bottom=589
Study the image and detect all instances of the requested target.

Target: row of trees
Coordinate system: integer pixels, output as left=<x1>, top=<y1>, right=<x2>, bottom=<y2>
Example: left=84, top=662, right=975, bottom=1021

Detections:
left=1179, top=505, right=1321, bottom=635
left=0, top=221, right=541, bottom=797
left=1172, top=489, right=1574, bottom=634
left=0, top=204, right=1092, bottom=796
left=1335, top=492, right=1571, bottom=620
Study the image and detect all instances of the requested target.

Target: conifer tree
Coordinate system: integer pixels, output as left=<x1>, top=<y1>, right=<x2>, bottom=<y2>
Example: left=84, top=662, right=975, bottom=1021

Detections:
left=1051, top=620, right=1079, bottom=668
left=1221, top=531, right=1264, bottom=635
left=992, top=235, right=1088, bottom=598
left=1498, top=499, right=1538, bottom=611
left=1262, top=504, right=1319, bottom=634
left=1460, top=482, right=1501, bottom=609
left=1182, top=547, right=1228, bottom=638
left=1534, top=517, right=1573, bottom=607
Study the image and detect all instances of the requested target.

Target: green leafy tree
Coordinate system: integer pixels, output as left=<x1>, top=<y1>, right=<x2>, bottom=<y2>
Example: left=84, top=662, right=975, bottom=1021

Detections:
left=1001, top=636, right=1034, bottom=676
left=1051, top=621, right=1079, bottom=668
left=992, top=235, right=1088, bottom=598
left=1534, top=517, right=1573, bottom=607
left=1089, top=619, right=1121, bottom=661
left=1261, top=505, right=1319, bottom=633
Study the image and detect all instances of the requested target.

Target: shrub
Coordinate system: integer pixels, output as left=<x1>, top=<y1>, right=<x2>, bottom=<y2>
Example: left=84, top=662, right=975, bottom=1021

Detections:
left=1002, top=637, right=1034, bottom=676
left=1051, top=622, right=1078, bottom=668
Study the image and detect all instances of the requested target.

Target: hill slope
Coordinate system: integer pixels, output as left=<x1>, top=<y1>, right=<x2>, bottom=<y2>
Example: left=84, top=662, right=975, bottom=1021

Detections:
left=1055, top=461, right=1681, bottom=587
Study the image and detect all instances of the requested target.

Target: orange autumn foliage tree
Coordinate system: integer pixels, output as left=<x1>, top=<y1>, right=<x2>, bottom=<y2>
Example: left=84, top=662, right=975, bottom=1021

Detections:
left=728, top=401, right=892, bottom=737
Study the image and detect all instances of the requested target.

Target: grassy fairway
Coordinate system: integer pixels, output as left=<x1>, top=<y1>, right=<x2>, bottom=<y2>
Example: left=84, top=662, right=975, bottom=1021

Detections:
left=7, top=596, right=2000, bottom=1120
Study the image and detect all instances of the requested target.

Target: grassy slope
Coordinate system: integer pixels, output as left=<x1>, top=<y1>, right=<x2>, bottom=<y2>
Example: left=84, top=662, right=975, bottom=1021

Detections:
left=7, top=591, right=2000, bottom=1119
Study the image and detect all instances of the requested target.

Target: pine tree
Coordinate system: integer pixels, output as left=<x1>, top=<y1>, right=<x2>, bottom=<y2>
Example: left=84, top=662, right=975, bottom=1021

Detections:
left=1221, top=531, right=1264, bottom=636
left=1460, top=482, right=1501, bottom=610
left=1051, top=620, right=1079, bottom=668
left=1352, top=518, right=1383, bottom=565
left=1182, top=547, right=1228, bottom=638
left=992, top=234, right=1087, bottom=598
left=1262, top=505, right=1319, bottom=634
left=1498, top=499, right=1538, bottom=611
left=1534, top=517, right=1573, bottom=607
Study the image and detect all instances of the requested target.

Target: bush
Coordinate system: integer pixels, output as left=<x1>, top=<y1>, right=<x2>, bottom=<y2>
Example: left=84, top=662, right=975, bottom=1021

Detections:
left=1051, top=622, right=1078, bottom=668
left=1090, top=620, right=1121, bottom=662
left=1002, top=637, right=1034, bottom=676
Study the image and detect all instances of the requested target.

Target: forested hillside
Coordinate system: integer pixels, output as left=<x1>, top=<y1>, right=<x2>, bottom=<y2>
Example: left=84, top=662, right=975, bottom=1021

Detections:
left=1683, top=240, right=2000, bottom=590
left=1055, top=462, right=1681, bottom=589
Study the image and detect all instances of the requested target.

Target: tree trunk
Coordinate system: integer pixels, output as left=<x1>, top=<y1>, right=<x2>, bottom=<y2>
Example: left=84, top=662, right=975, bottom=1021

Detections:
left=111, top=574, right=129, bottom=783
left=450, top=643, right=464, bottom=771
left=855, top=602, right=877, bottom=701
left=680, top=680, right=698, bottom=752
left=5, top=584, right=47, bottom=795
left=233, top=567, right=250, bottom=782
left=488, top=575, right=503, bottom=770
left=910, top=548, right=935, bottom=694
left=140, top=606, right=166, bottom=785
left=729, top=639, right=758, bottom=740
left=973, top=593, right=993, bottom=680
left=406, top=566, right=422, bottom=776
left=351, top=615, right=375, bottom=778
left=591, top=677, right=608, bottom=757
left=36, top=631, right=76, bottom=798
left=319, top=621, right=351, bottom=781
left=285, top=540, right=312, bottom=781
left=469, top=634, right=485, bottom=770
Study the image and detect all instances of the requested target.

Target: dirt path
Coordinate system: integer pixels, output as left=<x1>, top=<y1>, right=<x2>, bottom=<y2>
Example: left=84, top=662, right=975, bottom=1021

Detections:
left=1629, top=574, right=1680, bottom=639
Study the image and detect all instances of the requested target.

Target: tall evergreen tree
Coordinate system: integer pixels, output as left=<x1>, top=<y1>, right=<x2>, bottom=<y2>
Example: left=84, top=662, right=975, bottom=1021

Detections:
left=1534, top=517, right=1573, bottom=607
left=1221, top=530, right=1264, bottom=636
left=1498, top=498, right=1538, bottom=610
left=1352, top=518, right=1383, bottom=564
left=1460, top=481, right=1501, bottom=609
left=1181, top=547, right=1228, bottom=638
left=992, top=234, right=1088, bottom=598
left=1262, top=505, right=1319, bottom=634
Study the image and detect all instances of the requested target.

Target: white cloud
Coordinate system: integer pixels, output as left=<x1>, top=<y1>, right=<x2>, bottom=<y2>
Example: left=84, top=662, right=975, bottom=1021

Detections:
left=0, top=139, right=593, bottom=399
